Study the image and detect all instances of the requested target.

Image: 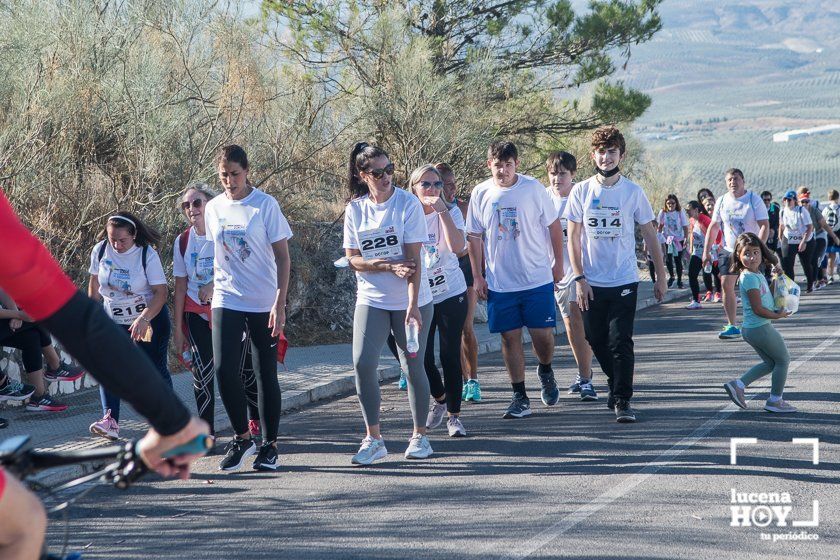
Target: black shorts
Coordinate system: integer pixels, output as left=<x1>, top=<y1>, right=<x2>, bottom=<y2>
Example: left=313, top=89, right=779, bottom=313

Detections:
left=458, top=255, right=474, bottom=288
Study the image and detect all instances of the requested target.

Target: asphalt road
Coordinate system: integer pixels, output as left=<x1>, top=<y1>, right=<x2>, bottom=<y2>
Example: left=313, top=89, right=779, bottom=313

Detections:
left=43, top=286, right=839, bottom=560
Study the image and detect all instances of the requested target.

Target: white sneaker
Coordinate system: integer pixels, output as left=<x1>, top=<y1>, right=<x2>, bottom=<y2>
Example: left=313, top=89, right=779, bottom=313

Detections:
left=685, top=300, right=702, bottom=310
left=447, top=416, right=467, bottom=437
left=404, top=434, right=433, bottom=459
left=426, top=401, right=447, bottom=430
left=764, top=399, right=797, bottom=413
left=351, top=436, right=388, bottom=465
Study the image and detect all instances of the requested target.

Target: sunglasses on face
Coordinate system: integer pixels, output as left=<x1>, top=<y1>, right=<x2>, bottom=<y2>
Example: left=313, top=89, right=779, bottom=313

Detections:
left=181, top=199, right=204, bottom=211
left=366, top=163, right=395, bottom=179
left=419, top=180, right=444, bottom=190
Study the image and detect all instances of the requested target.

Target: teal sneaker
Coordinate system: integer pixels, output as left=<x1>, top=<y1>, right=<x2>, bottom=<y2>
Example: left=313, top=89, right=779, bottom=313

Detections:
left=398, top=369, right=408, bottom=391
left=462, top=382, right=472, bottom=401
left=718, top=324, right=742, bottom=340
left=468, top=379, right=482, bottom=403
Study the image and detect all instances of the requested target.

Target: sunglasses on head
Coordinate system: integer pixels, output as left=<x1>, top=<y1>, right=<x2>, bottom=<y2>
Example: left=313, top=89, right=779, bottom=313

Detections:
left=181, top=199, right=204, bottom=211
left=366, top=163, right=395, bottom=179
left=419, top=180, right=444, bottom=190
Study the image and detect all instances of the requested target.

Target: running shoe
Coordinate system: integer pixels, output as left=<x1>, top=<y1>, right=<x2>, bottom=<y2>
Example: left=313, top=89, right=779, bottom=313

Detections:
left=718, top=324, right=742, bottom=340
left=667, top=277, right=675, bottom=288
left=579, top=381, right=598, bottom=401
left=44, top=362, right=86, bottom=383
left=614, top=399, right=636, bottom=423
left=685, top=300, right=702, bottom=310
left=764, top=399, right=797, bottom=413
left=462, top=382, right=471, bottom=402
left=89, top=409, right=119, bottom=439
left=723, top=380, right=747, bottom=409
left=829, top=276, right=835, bottom=285
left=447, top=416, right=467, bottom=437
left=567, top=375, right=582, bottom=394
left=219, top=437, right=257, bottom=471
left=538, top=369, right=560, bottom=406
left=397, top=369, right=408, bottom=391
left=467, top=379, right=482, bottom=403
left=404, top=434, right=433, bottom=459
left=502, top=393, right=531, bottom=419
left=253, top=442, right=280, bottom=471
left=26, top=394, right=67, bottom=412
left=713, top=292, right=722, bottom=303
left=351, top=436, right=387, bottom=465
left=702, top=291, right=713, bottom=302
left=0, top=379, right=36, bottom=401
left=426, top=401, right=447, bottom=430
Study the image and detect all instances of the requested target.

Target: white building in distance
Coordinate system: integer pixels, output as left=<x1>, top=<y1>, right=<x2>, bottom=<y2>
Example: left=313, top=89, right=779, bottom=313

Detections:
left=773, top=124, right=840, bottom=142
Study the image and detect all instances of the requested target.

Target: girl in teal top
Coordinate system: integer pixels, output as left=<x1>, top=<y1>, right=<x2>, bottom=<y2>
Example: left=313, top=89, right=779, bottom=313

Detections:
left=723, top=233, right=797, bottom=413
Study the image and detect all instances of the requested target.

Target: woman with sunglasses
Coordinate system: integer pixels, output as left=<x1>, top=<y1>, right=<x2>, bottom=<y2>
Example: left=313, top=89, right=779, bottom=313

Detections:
left=344, top=142, right=435, bottom=464
left=172, top=184, right=261, bottom=440
left=779, top=189, right=814, bottom=287
left=409, top=165, right=469, bottom=438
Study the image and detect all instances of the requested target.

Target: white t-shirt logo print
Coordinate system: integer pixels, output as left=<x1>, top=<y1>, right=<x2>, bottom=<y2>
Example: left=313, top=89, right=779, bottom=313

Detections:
left=221, top=223, right=252, bottom=263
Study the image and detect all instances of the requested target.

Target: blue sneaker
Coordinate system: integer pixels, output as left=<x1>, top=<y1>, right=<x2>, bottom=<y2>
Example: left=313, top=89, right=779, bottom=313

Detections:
left=538, top=369, right=560, bottom=406
left=462, top=381, right=472, bottom=401
left=579, top=381, right=598, bottom=401
left=468, top=379, right=482, bottom=403
left=718, top=324, right=742, bottom=340
left=502, top=393, right=531, bottom=419
left=397, top=369, right=408, bottom=391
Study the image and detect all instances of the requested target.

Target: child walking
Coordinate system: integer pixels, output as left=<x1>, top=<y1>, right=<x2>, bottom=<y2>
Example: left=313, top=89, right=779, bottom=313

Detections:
left=723, top=232, right=796, bottom=413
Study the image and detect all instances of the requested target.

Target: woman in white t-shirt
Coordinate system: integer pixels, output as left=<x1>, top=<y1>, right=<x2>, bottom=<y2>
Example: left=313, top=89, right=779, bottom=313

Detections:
left=87, top=212, right=170, bottom=439
left=343, top=142, right=434, bottom=464
left=779, top=189, right=814, bottom=284
left=657, top=194, right=689, bottom=289
left=205, top=145, right=293, bottom=472
left=172, top=184, right=260, bottom=439
left=409, top=164, right=469, bottom=438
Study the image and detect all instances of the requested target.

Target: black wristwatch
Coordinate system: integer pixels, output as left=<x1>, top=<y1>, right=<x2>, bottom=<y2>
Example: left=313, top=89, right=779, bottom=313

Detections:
left=573, top=275, right=586, bottom=283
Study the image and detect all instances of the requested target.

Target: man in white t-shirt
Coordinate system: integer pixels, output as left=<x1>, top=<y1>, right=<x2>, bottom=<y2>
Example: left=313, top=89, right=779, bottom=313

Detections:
left=466, top=141, right=565, bottom=420
left=565, top=126, right=667, bottom=423
left=702, top=169, right=771, bottom=340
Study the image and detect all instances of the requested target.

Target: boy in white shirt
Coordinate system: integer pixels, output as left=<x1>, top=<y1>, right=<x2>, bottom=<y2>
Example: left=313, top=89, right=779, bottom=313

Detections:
left=565, top=126, right=667, bottom=423
left=466, top=141, right=565, bottom=419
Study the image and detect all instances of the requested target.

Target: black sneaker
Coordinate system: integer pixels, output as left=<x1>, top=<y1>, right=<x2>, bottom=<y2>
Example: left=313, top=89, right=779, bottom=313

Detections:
left=0, top=379, right=36, bottom=401
left=219, top=437, right=257, bottom=471
left=44, top=362, right=86, bottom=383
left=667, top=277, right=675, bottom=288
left=538, top=369, right=560, bottom=406
left=615, top=399, right=636, bottom=423
left=502, top=393, right=532, bottom=419
left=253, top=442, right=280, bottom=471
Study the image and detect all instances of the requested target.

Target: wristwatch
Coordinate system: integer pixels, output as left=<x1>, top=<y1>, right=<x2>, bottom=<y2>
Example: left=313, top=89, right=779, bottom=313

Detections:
left=573, top=275, right=586, bottom=283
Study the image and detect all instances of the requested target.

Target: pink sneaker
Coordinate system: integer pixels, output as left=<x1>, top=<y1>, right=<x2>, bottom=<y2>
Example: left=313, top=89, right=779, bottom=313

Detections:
left=702, top=291, right=712, bottom=303
left=89, top=409, right=120, bottom=439
left=248, top=419, right=261, bottom=437
left=713, top=292, right=722, bottom=303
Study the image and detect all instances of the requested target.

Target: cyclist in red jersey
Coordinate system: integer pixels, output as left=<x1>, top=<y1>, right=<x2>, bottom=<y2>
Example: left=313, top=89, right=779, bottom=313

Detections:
left=0, top=189, right=209, bottom=558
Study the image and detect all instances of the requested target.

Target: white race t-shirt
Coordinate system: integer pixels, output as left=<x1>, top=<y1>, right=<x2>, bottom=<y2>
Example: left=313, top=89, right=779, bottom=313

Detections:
left=546, top=187, right=572, bottom=284
left=89, top=241, right=167, bottom=325
left=780, top=206, right=812, bottom=244
left=657, top=209, right=689, bottom=241
left=204, top=188, right=293, bottom=313
left=173, top=227, right=215, bottom=304
left=465, top=174, right=557, bottom=293
left=690, top=219, right=706, bottom=258
left=343, top=187, right=433, bottom=310
left=711, top=190, right=768, bottom=252
left=423, top=207, right=468, bottom=304
left=564, top=175, right=656, bottom=288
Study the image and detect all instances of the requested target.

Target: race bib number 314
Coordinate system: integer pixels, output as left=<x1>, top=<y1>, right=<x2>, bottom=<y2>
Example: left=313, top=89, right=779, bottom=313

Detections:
left=586, top=207, right=623, bottom=239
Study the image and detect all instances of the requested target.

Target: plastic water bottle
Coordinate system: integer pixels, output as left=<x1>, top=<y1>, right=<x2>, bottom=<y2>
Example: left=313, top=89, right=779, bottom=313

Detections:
left=703, top=262, right=712, bottom=274
left=405, top=318, right=420, bottom=358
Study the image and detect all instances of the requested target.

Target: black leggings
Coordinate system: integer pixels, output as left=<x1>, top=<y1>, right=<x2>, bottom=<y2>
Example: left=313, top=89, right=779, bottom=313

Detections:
left=424, top=292, right=468, bottom=414
left=781, top=239, right=816, bottom=285
left=665, top=249, right=684, bottom=282
left=185, top=312, right=259, bottom=435
left=212, top=308, right=281, bottom=443
left=0, top=321, right=50, bottom=373
left=812, top=237, right=827, bottom=281
left=687, top=255, right=720, bottom=301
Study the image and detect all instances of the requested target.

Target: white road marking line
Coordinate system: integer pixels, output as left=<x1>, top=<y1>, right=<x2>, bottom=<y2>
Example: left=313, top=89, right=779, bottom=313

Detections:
left=512, top=327, right=840, bottom=560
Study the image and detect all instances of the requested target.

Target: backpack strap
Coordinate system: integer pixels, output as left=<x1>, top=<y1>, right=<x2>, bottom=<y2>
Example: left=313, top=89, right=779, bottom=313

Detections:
left=142, top=245, right=148, bottom=275
left=97, top=241, right=106, bottom=265
left=179, top=227, right=191, bottom=258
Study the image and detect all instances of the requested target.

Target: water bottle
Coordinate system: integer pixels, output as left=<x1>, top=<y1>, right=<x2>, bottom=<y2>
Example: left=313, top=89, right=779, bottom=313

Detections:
left=405, top=318, right=420, bottom=358
left=703, top=262, right=712, bottom=274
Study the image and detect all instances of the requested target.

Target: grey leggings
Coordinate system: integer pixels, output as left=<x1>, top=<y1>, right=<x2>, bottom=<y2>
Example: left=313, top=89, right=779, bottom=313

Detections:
left=353, top=303, right=433, bottom=428
left=740, top=323, right=790, bottom=397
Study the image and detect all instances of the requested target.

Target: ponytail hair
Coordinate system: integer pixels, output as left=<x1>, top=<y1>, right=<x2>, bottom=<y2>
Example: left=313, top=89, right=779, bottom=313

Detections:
left=348, top=142, right=389, bottom=199
left=103, top=211, right=161, bottom=248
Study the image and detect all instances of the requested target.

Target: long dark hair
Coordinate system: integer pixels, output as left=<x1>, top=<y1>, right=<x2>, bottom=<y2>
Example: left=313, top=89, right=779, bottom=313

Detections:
left=348, top=142, right=389, bottom=199
left=103, top=211, right=161, bottom=247
left=686, top=200, right=703, bottom=216
left=662, top=193, right=682, bottom=212
left=697, top=188, right=714, bottom=203
left=731, top=232, right=775, bottom=274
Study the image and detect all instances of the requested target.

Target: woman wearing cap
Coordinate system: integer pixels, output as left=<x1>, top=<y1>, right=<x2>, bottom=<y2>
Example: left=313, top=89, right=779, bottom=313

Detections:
left=88, top=212, right=171, bottom=439
left=797, top=186, right=840, bottom=291
left=779, top=190, right=814, bottom=288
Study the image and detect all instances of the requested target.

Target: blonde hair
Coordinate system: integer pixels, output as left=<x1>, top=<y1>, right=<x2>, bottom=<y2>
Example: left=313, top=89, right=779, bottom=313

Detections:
left=407, top=164, right=441, bottom=194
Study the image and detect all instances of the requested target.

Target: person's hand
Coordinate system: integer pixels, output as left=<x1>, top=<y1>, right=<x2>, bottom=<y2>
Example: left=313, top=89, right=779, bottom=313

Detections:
left=777, top=309, right=792, bottom=319
left=772, top=262, right=784, bottom=276
left=473, top=275, right=488, bottom=300
left=388, top=259, right=416, bottom=279
left=137, top=416, right=211, bottom=480
left=406, top=304, right=422, bottom=330
left=702, top=252, right=711, bottom=268
left=552, top=261, right=564, bottom=284
left=129, top=316, right=151, bottom=341
left=198, top=282, right=213, bottom=305
left=423, top=196, right=449, bottom=214
left=576, top=279, right=594, bottom=311
left=798, top=240, right=807, bottom=253
left=654, top=275, right=667, bottom=302
left=268, top=301, right=286, bottom=337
